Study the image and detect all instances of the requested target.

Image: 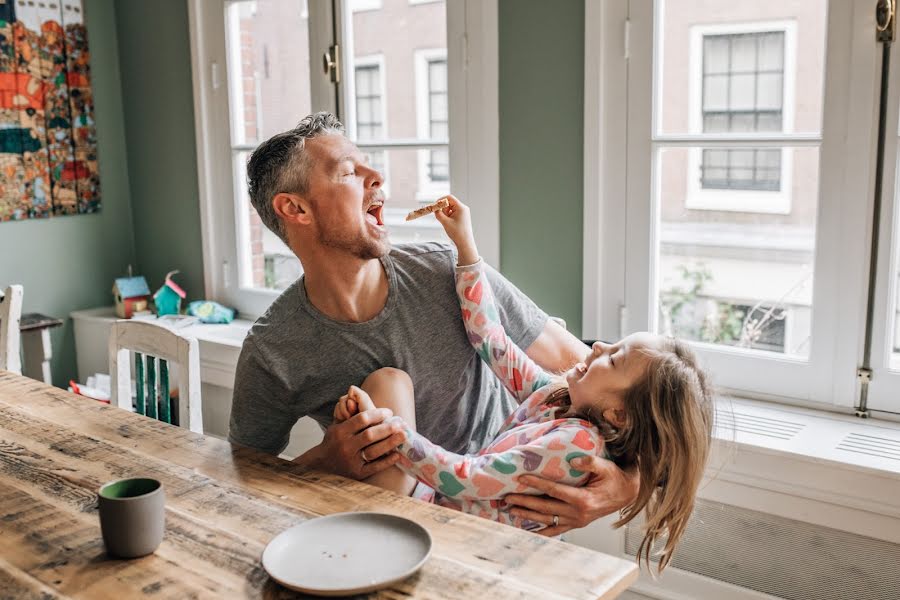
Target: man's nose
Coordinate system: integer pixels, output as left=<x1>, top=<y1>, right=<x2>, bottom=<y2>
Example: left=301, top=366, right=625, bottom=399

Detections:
left=367, top=166, right=383, bottom=189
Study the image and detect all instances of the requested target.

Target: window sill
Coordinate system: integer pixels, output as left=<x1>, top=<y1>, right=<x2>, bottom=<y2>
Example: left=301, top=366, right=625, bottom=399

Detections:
left=712, top=395, right=900, bottom=530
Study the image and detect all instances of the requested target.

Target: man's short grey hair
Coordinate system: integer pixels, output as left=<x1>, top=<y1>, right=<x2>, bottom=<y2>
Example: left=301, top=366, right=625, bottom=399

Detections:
left=246, top=112, right=345, bottom=243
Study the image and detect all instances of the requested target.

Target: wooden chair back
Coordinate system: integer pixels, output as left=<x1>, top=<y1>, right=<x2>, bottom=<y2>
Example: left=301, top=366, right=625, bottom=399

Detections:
left=108, top=320, right=203, bottom=433
left=0, top=285, right=23, bottom=374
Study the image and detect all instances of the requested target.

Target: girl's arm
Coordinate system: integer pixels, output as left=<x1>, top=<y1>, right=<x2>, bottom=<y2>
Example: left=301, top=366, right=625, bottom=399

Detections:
left=434, top=194, right=553, bottom=402
left=457, top=262, right=553, bottom=403
left=391, top=416, right=602, bottom=501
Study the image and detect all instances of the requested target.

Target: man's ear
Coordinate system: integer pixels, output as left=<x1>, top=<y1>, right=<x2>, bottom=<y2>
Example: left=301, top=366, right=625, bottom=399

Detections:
left=272, top=192, right=312, bottom=226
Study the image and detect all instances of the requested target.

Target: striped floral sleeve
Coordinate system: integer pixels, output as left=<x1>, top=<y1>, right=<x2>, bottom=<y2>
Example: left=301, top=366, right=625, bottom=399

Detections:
left=456, top=260, right=553, bottom=404
left=391, top=416, right=600, bottom=501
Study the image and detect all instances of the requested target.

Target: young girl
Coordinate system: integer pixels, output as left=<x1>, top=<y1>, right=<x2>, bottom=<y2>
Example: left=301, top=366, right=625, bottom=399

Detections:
left=334, top=196, right=714, bottom=571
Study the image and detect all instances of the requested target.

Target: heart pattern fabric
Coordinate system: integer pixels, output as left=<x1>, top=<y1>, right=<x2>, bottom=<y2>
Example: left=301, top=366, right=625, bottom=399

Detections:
left=387, top=260, right=609, bottom=533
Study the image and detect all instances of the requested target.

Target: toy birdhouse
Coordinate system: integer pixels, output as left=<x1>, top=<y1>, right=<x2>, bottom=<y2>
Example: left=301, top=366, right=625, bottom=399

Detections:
left=153, top=271, right=186, bottom=316
left=113, top=276, right=151, bottom=319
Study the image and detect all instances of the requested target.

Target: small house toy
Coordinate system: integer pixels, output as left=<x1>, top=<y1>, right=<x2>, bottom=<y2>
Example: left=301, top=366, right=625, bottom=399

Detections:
left=113, top=276, right=151, bottom=319
left=154, top=271, right=186, bottom=316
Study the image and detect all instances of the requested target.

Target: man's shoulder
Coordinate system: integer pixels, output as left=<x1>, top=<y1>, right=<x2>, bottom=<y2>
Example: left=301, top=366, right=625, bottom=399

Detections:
left=243, top=280, right=306, bottom=350
left=391, top=241, right=454, bottom=260
left=389, top=242, right=455, bottom=272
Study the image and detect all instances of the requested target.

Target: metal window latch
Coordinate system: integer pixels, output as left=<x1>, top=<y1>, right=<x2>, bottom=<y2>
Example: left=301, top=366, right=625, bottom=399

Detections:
left=877, top=0, right=895, bottom=42
left=857, top=367, right=873, bottom=384
left=856, top=367, right=873, bottom=418
left=323, top=44, right=341, bottom=84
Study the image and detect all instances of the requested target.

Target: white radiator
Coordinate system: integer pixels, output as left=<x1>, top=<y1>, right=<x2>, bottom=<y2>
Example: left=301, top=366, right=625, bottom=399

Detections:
left=624, top=497, right=900, bottom=600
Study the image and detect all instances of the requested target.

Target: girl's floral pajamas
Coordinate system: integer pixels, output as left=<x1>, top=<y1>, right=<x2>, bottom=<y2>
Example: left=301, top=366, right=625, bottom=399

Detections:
left=392, top=260, right=607, bottom=531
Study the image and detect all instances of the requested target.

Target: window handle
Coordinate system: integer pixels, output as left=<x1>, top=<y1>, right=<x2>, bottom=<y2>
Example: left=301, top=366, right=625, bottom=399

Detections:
left=322, top=44, right=341, bottom=84
left=877, top=0, right=895, bottom=42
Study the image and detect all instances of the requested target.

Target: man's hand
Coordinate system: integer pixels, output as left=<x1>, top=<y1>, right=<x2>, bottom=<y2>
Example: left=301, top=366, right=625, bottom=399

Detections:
left=298, top=406, right=406, bottom=480
left=505, top=456, right=640, bottom=537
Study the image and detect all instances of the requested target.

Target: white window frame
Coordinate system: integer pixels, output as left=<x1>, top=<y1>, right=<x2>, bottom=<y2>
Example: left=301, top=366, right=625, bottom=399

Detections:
left=349, top=0, right=382, bottom=13
left=584, top=0, right=878, bottom=409
left=351, top=53, right=390, bottom=197
left=188, top=0, right=499, bottom=318
left=686, top=21, right=797, bottom=214
left=863, top=35, right=900, bottom=415
left=414, top=48, right=451, bottom=202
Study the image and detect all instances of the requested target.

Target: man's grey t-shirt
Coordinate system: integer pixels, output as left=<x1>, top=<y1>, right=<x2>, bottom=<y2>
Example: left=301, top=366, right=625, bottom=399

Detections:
left=228, top=242, right=548, bottom=456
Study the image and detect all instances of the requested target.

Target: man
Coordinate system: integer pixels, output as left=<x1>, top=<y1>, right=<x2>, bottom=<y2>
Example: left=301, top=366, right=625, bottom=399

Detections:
left=229, top=112, right=638, bottom=535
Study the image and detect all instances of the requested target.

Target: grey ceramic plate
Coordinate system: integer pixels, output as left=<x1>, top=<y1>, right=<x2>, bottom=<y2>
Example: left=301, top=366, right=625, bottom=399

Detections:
left=262, top=512, right=433, bottom=596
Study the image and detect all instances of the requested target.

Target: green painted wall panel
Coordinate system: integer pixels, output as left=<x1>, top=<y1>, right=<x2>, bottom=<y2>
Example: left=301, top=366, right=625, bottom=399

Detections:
left=0, top=0, right=136, bottom=386
left=499, top=0, right=585, bottom=336
left=115, top=0, right=205, bottom=307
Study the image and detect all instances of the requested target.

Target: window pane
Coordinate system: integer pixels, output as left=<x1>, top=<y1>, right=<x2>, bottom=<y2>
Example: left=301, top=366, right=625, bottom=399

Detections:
left=703, top=75, right=729, bottom=111
left=429, top=60, right=448, bottom=92
left=233, top=151, right=302, bottom=291
left=704, top=36, right=730, bottom=74
left=344, top=1, right=448, bottom=245
left=729, top=74, right=756, bottom=110
left=224, top=0, right=313, bottom=146
left=757, top=73, right=784, bottom=111
left=758, top=32, right=785, bottom=71
left=346, top=0, right=446, bottom=144
left=703, top=113, right=729, bottom=132
left=658, top=0, right=826, bottom=135
left=225, top=1, right=312, bottom=292
left=658, top=147, right=818, bottom=357
left=430, top=93, right=448, bottom=122
left=730, top=34, right=756, bottom=73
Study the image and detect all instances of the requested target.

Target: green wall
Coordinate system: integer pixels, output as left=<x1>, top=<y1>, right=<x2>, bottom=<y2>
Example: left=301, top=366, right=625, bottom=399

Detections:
left=114, top=0, right=205, bottom=306
left=0, top=0, right=136, bottom=386
left=499, top=0, right=585, bottom=336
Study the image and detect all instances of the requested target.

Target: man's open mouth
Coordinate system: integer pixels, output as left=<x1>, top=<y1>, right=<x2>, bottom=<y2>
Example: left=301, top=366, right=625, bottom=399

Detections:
left=365, top=199, right=385, bottom=227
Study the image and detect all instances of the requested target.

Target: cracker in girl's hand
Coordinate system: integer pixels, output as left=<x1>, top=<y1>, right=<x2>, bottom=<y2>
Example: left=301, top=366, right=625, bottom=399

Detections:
left=405, top=197, right=450, bottom=221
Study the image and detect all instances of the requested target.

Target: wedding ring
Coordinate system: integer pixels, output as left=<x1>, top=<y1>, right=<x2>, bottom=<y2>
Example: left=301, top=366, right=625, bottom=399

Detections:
left=552, top=515, right=559, bottom=527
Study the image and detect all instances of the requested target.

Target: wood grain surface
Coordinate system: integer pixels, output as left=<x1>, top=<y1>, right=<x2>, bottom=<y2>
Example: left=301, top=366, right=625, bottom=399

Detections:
left=0, top=371, right=638, bottom=599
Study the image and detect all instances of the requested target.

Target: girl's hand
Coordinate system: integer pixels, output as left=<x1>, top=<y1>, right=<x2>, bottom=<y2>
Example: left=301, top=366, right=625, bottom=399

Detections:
left=333, top=385, right=377, bottom=423
left=434, top=195, right=479, bottom=266
left=333, top=394, right=358, bottom=423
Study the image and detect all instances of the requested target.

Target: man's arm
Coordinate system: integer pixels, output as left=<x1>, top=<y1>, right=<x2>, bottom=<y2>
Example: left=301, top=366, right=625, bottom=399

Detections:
left=291, top=408, right=405, bottom=479
left=230, top=337, right=405, bottom=478
left=505, top=456, right=641, bottom=537
left=524, top=318, right=591, bottom=373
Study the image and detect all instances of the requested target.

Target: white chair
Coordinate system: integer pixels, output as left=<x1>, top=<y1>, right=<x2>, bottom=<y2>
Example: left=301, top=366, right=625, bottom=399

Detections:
left=0, top=285, right=24, bottom=374
left=108, top=320, right=203, bottom=433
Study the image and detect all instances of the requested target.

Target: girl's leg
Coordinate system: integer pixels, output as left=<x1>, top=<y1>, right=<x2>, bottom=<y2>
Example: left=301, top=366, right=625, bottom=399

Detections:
left=359, top=368, right=418, bottom=496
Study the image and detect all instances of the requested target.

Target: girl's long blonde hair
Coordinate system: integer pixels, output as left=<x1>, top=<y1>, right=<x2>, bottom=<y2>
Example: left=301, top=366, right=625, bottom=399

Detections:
left=548, top=337, right=714, bottom=572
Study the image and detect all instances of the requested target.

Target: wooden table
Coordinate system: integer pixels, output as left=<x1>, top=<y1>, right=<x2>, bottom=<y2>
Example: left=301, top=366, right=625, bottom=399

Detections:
left=0, top=371, right=638, bottom=599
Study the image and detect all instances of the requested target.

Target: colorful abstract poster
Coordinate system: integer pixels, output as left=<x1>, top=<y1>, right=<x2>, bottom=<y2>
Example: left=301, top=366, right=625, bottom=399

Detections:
left=0, top=0, right=100, bottom=221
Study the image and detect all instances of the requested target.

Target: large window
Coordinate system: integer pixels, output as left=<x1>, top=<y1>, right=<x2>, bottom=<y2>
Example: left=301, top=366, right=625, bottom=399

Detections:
left=586, top=0, right=881, bottom=410
left=189, top=0, right=499, bottom=317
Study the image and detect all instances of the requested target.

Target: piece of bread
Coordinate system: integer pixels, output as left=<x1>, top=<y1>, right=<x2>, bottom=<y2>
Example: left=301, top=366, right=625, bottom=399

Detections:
left=405, top=197, right=450, bottom=221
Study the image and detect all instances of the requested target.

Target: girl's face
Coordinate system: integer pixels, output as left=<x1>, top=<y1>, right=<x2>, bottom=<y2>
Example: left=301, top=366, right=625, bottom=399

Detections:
left=565, top=332, right=660, bottom=428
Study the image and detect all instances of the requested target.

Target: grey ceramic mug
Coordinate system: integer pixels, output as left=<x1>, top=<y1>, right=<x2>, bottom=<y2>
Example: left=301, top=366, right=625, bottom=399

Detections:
left=98, top=477, right=165, bottom=558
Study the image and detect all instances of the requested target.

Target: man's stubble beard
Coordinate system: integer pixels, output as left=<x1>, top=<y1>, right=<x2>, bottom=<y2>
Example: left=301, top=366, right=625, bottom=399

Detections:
left=316, top=222, right=391, bottom=260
